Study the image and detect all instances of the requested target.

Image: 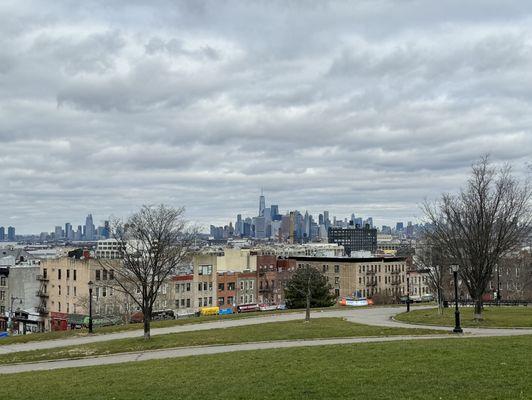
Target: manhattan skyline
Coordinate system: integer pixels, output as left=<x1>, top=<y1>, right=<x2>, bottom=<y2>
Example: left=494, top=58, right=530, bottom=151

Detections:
left=1, top=1, right=531, bottom=233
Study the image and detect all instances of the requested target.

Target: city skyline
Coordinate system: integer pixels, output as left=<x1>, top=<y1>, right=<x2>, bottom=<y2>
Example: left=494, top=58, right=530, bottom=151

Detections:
left=4, top=194, right=417, bottom=236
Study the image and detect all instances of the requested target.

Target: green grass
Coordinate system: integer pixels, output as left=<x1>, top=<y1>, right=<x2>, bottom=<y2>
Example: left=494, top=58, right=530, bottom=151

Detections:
left=0, top=304, right=391, bottom=346
left=395, top=306, right=532, bottom=327
left=0, top=309, right=299, bottom=346
left=0, top=318, right=442, bottom=365
left=2, top=335, right=532, bottom=399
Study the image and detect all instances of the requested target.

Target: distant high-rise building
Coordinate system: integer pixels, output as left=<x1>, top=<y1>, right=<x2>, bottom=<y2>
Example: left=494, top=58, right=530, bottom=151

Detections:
left=259, top=191, right=266, bottom=217
left=396, top=222, right=404, bottom=232
left=0, top=226, right=4, bottom=241
left=65, top=223, right=73, bottom=240
left=328, top=226, right=377, bottom=255
left=103, top=220, right=110, bottom=239
left=7, top=226, right=15, bottom=241
left=54, top=226, right=64, bottom=240
left=75, top=225, right=83, bottom=241
left=84, top=214, right=95, bottom=240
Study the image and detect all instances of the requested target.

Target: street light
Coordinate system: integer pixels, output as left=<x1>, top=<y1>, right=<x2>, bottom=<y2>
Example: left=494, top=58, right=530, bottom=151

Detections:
left=406, top=271, right=411, bottom=313
left=496, top=263, right=501, bottom=306
left=88, top=280, right=94, bottom=334
left=450, top=264, right=463, bottom=333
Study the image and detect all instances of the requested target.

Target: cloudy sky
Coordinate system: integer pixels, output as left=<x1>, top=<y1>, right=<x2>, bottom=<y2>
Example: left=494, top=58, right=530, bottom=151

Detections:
left=1, top=1, right=531, bottom=233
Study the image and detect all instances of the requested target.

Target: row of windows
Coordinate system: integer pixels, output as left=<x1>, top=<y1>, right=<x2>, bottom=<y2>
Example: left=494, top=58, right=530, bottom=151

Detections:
left=57, top=285, right=78, bottom=296
left=175, top=298, right=192, bottom=308
left=198, top=282, right=213, bottom=292
left=175, top=282, right=192, bottom=292
left=198, top=297, right=213, bottom=307
left=95, top=269, right=114, bottom=281
left=54, top=268, right=78, bottom=281
left=0, top=277, right=6, bottom=286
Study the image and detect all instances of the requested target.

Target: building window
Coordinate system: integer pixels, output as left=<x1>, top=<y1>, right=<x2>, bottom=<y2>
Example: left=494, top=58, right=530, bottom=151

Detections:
left=249, top=280, right=253, bottom=289
left=334, top=265, right=340, bottom=273
left=0, top=277, right=5, bottom=286
left=218, top=283, right=225, bottom=291
left=186, top=283, right=191, bottom=291
left=198, top=283, right=202, bottom=291
left=95, top=270, right=101, bottom=281
left=66, top=269, right=70, bottom=279
left=58, top=302, right=61, bottom=312
left=203, top=282, right=208, bottom=291
left=219, top=297, right=225, bottom=305
left=228, top=282, right=235, bottom=291
left=198, top=265, right=213, bottom=275
left=227, top=296, right=234, bottom=305
left=74, top=286, right=77, bottom=296
left=186, top=298, right=190, bottom=307
left=67, top=286, right=70, bottom=296
left=73, top=270, right=77, bottom=281
left=58, top=285, right=61, bottom=295
left=103, top=270, right=108, bottom=280
left=175, top=284, right=180, bottom=293
left=208, top=297, right=212, bottom=305
left=58, top=269, right=62, bottom=280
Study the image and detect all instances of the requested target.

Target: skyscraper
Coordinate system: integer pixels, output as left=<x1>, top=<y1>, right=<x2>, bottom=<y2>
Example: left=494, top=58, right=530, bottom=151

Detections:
left=0, top=227, right=4, bottom=241
left=65, top=223, right=73, bottom=240
left=258, top=190, right=266, bottom=217
left=7, top=226, right=15, bottom=241
left=84, top=214, right=95, bottom=241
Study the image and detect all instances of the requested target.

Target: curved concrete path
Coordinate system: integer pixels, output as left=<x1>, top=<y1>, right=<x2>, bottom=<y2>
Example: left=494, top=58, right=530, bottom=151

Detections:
left=1, top=306, right=531, bottom=374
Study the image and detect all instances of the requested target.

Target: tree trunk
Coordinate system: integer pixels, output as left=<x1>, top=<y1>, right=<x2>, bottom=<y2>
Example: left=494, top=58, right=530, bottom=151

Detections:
left=437, top=287, right=444, bottom=316
left=143, top=305, right=151, bottom=339
left=305, top=275, right=311, bottom=322
left=474, top=298, right=483, bottom=320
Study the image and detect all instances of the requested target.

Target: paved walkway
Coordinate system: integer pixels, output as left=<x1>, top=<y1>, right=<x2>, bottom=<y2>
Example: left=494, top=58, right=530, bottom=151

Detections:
left=1, top=306, right=531, bottom=374
left=0, top=307, right=425, bottom=354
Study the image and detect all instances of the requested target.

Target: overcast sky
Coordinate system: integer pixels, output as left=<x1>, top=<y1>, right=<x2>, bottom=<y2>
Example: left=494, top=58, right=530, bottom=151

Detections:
left=1, top=1, right=531, bottom=233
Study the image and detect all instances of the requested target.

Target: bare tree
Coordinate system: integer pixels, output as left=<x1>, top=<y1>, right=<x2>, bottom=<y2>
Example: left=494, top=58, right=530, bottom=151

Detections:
left=423, top=156, right=532, bottom=319
left=414, top=240, right=450, bottom=314
left=98, top=205, right=194, bottom=339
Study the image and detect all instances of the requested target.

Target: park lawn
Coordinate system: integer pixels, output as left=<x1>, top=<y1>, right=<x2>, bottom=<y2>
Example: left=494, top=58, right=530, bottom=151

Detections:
left=0, top=318, right=443, bottom=365
left=0, top=309, right=300, bottom=346
left=395, top=306, right=532, bottom=327
left=2, top=335, right=532, bottom=399
left=0, top=304, right=378, bottom=346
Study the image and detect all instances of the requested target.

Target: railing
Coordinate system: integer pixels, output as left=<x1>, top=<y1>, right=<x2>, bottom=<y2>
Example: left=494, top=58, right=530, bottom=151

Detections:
left=36, top=290, right=49, bottom=297
left=36, top=306, right=49, bottom=314
left=36, top=274, right=49, bottom=281
left=457, top=300, right=530, bottom=307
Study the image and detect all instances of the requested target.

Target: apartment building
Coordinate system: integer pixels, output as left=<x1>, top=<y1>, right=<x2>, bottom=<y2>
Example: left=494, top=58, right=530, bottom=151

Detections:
left=257, top=255, right=296, bottom=305
left=42, top=256, right=123, bottom=330
left=236, top=272, right=257, bottom=305
left=289, top=256, right=408, bottom=300
left=193, top=253, right=217, bottom=309
left=170, top=275, right=195, bottom=316
left=217, top=271, right=237, bottom=309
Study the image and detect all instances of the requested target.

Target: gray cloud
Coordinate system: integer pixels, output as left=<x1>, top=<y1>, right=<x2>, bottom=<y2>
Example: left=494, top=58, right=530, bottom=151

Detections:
left=0, top=0, right=531, bottom=233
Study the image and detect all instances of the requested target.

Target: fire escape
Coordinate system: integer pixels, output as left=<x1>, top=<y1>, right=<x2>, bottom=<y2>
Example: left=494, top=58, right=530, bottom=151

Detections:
left=36, top=274, right=49, bottom=315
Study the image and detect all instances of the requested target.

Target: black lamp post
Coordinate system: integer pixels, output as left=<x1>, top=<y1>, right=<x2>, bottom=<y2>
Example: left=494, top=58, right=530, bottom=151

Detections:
left=88, top=280, right=94, bottom=334
left=450, top=264, right=463, bottom=333
left=496, top=263, right=501, bottom=306
left=406, top=272, right=411, bottom=312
